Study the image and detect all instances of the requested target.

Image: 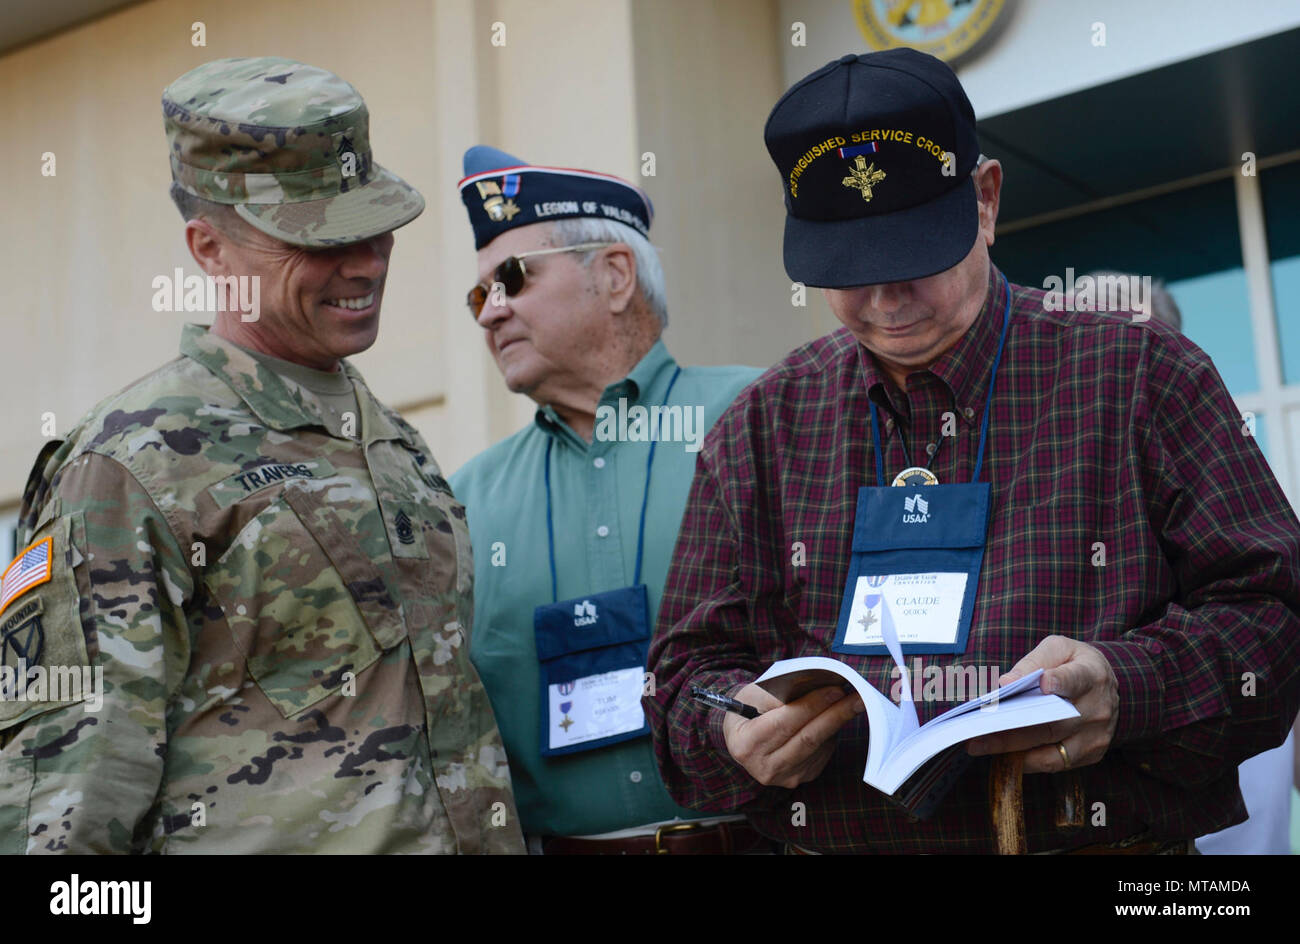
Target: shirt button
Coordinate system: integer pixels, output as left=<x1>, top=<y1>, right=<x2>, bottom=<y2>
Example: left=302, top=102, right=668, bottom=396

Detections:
left=629, top=770, right=642, bottom=783
left=596, top=525, right=610, bottom=537
left=963, top=407, right=975, bottom=420
left=926, top=442, right=938, bottom=456
left=593, top=457, right=606, bottom=469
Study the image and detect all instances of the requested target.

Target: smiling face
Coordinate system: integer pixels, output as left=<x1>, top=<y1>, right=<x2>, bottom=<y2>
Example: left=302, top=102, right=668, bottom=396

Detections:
left=471, top=222, right=617, bottom=401
left=822, top=161, right=1002, bottom=389
left=187, top=213, right=395, bottom=369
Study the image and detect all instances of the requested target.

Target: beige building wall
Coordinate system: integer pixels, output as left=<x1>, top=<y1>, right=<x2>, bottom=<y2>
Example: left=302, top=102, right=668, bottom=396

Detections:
left=1, top=0, right=815, bottom=524
left=632, top=0, right=839, bottom=369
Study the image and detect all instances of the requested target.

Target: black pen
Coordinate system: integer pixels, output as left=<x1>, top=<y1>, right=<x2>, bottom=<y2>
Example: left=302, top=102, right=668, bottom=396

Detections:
left=691, top=685, right=759, bottom=719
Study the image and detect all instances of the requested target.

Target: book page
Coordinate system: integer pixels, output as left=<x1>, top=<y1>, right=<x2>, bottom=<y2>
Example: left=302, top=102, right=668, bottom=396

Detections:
left=877, top=689, right=1080, bottom=795
left=877, top=597, right=920, bottom=736
left=927, top=668, right=1047, bottom=725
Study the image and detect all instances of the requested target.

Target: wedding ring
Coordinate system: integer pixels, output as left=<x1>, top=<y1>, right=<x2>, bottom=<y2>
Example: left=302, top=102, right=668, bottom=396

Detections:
left=1056, top=742, right=1071, bottom=769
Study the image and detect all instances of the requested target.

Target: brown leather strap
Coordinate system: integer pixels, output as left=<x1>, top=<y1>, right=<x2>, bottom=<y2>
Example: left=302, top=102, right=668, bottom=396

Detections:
left=541, top=821, right=773, bottom=855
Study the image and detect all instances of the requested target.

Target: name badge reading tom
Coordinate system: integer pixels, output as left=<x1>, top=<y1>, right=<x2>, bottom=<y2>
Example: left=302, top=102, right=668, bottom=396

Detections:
left=534, top=584, right=651, bottom=757
left=545, top=667, right=647, bottom=753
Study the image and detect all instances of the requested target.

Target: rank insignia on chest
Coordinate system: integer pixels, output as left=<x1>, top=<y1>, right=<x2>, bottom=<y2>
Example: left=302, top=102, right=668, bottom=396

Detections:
left=394, top=510, right=416, bottom=545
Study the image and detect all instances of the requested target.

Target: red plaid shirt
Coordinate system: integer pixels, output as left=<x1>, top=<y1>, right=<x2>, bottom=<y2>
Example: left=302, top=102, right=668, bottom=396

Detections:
left=646, top=264, right=1300, bottom=853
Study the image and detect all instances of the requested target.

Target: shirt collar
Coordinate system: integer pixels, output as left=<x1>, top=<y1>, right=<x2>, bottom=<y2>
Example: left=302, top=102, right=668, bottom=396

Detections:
left=230, top=339, right=355, bottom=396
left=179, top=323, right=408, bottom=444
left=534, top=339, right=679, bottom=439
left=859, top=264, right=1009, bottom=425
left=609, top=338, right=678, bottom=405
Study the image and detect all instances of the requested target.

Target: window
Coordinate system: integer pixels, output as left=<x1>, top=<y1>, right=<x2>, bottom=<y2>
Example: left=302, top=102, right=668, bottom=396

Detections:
left=994, top=177, right=1255, bottom=395
left=1262, top=160, right=1300, bottom=387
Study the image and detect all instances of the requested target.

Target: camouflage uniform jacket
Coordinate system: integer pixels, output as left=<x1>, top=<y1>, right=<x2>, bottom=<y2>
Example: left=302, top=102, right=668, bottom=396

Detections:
left=0, top=324, right=524, bottom=853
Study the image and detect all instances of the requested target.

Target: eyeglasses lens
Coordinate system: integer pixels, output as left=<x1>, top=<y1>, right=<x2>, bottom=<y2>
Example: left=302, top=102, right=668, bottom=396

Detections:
left=468, top=256, right=530, bottom=317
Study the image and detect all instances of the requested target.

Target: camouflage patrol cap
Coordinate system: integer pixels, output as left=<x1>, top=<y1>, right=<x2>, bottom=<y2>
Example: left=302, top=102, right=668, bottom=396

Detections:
left=162, top=56, right=424, bottom=247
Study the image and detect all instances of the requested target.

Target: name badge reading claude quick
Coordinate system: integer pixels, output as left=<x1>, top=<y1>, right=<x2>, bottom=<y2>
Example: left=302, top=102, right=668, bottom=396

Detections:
left=841, top=572, right=968, bottom=648
left=832, top=482, right=990, bottom=656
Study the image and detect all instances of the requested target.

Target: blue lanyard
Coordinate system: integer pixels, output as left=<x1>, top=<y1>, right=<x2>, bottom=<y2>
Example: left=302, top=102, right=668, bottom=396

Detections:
left=869, top=276, right=1012, bottom=487
left=544, top=366, right=682, bottom=603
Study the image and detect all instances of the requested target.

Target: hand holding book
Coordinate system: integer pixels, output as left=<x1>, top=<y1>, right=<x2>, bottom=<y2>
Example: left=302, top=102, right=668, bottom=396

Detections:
left=751, top=656, right=1079, bottom=814
left=735, top=586, right=1078, bottom=817
left=719, top=682, right=865, bottom=790
left=965, top=634, right=1119, bottom=774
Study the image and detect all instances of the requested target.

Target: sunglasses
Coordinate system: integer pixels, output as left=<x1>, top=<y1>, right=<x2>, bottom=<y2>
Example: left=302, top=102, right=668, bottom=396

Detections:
left=466, top=242, right=615, bottom=318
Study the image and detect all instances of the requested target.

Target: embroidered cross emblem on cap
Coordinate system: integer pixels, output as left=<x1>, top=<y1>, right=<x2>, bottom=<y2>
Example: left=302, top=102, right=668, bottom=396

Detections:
left=842, top=155, right=887, bottom=201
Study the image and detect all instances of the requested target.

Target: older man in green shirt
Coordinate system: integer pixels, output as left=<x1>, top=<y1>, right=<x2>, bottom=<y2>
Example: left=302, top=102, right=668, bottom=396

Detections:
left=449, top=146, right=764, bottom=853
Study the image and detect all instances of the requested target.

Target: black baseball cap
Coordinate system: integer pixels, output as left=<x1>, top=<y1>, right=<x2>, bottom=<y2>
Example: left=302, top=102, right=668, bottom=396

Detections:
left=764, top=49, right=981, bottom=288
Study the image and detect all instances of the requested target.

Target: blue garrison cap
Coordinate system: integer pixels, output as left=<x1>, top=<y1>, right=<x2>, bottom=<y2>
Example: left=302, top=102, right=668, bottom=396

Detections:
left=458, top=145, right=654, bottom=249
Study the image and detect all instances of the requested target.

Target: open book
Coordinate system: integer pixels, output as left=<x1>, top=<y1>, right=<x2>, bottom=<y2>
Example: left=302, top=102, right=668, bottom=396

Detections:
left=755, top=656, right=1079, bottom=813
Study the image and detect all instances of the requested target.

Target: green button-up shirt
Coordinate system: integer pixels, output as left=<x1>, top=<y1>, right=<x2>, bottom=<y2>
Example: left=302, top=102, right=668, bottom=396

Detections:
left=450, top=341, right=761, bottom=837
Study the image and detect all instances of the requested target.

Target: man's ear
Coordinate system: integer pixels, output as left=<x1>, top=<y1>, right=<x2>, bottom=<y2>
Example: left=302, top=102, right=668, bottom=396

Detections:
left=974, top=160, right=1002, bottom=248
left=185, top=217, right=232, bottom=277
left=600, top=244, right=638, bottom=315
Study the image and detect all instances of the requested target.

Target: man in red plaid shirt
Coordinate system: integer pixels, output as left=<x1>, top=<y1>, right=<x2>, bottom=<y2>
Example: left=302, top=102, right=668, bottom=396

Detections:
left=645, top=49, right=1300, bottom=853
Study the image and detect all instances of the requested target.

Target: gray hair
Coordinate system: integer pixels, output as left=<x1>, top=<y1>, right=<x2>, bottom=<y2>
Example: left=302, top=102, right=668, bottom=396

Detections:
left=549, top=217, right=668, bottom=329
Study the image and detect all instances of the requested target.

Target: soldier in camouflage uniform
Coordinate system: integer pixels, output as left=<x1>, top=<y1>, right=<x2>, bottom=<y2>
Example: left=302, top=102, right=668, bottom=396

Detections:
left=0, top=57, right=525, bottom=853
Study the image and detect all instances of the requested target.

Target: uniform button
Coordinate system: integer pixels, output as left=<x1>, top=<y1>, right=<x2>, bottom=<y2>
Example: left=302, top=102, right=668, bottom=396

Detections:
left=596, top=525, right=610, bottom=537
left=593, top=457, right=606, bottom=469
left=925, top=442, right=937, bottom=456
left=629, top=770, right=642, bottom=783
left=964, top=407, right=975, bottom=419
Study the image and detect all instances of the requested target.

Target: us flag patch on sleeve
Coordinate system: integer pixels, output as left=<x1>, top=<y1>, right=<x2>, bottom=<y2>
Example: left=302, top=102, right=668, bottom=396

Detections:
left=0, top=537, right=52, bottom=617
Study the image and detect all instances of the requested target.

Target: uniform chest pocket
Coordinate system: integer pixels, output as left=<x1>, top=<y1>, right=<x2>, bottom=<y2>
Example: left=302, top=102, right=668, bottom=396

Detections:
left=376, top=490, right=472, bottom=596
left=205, top=483, right=408, bottom=719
